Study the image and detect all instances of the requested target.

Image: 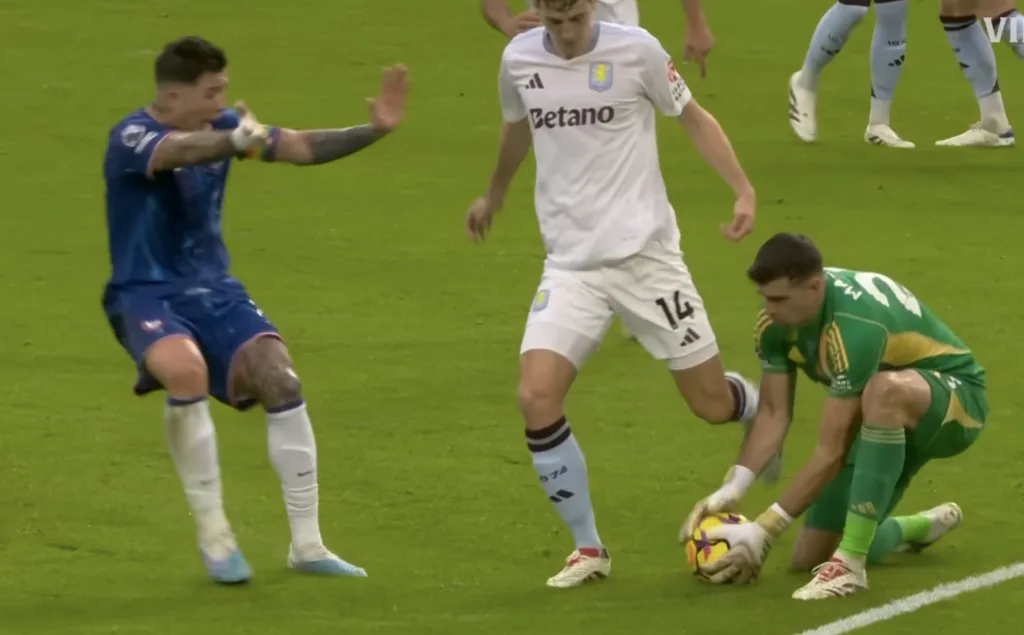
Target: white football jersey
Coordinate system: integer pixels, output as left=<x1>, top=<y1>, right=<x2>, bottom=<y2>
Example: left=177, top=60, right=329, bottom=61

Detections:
left=524, top=0, right=639, bottom=26
left=498, top=23, right=692, bottom=269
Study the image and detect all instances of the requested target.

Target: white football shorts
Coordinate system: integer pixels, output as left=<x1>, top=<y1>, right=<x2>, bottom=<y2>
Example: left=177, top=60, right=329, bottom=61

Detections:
left=519, top=240, right=719, bottom=370
left=594, top=0, right=639, bottom=26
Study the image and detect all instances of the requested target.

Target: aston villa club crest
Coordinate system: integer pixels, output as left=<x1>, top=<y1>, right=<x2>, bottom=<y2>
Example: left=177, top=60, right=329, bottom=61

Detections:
left=589, top=62, right=613, bottom=92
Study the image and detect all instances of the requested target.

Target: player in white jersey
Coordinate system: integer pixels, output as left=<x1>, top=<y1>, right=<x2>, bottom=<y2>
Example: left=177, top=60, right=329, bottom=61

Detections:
left=480, top=0, right=716, bottom=77
left=464, top=0, right=782, bottom=589
left=480, top=0, right=713, bottom=340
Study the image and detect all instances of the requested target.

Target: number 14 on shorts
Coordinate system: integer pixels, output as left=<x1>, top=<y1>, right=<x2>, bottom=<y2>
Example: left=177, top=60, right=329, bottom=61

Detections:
left=656, top=290, right=694, bottom=330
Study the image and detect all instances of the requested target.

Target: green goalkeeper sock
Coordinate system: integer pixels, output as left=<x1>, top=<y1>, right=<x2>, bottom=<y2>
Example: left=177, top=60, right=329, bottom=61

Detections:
left=838, top=425, right=907, bottom=561
left=867, top=514, right=932, bottom=564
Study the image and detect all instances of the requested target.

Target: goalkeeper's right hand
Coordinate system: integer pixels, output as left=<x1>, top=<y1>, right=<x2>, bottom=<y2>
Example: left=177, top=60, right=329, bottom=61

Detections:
left=230, top=100, right=269, bottom=152
left=679, top=465, right=756, bottom=542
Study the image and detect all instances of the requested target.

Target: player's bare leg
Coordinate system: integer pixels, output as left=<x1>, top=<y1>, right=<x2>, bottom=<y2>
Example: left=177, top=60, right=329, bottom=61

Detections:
left=147, top=336, right=251, bottom=584
left=789, top=0, right=869, bottom=142
left=936, top=0, right=1015, bottom=146
left=234, top=336, right=367, bottom=578
left=518, top=348, right=610, bottom=588
left=790, top=527, right=842, bottom=572
left=668, top=354, right=781, bottom=483
left=793, top=370, right=929, bottom=600
left=865, top=0, right=915, bottom=148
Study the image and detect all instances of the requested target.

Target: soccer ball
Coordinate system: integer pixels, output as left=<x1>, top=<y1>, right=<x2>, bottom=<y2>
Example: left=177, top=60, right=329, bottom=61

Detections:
left=684, top=512, right=748, bottom=581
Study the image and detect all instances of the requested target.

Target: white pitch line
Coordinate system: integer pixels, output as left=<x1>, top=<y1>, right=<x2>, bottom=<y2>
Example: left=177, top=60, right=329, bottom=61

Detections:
left=795, top=562, right=1024, bottom=635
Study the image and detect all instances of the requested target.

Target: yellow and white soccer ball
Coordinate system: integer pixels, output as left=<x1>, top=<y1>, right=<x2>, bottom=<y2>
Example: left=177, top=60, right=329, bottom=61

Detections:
left=684, top=512, right=749, bottom=582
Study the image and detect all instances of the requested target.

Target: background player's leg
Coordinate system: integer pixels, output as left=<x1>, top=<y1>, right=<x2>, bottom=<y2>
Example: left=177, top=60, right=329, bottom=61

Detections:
left=865, top=0, right=914, bottom=148
left=789, top=0, right=870, bottom=142
left=936, top=0, right=1015, bottom=146
left=144, top=336, right=251, bottom=584
left=234, top=336, right=367, bottom=577
left=990, top=0, right=1024, bottom=58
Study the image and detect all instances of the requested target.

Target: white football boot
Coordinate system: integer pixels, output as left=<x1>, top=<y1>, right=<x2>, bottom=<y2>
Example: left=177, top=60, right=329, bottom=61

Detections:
left=936, top=122, right=1015, bottom=147
left=546, top=547, right=611, bottom=588
left=893, top=502, right=963, bottom=554
left=792, top=553, right=868, bottom=600
left=788, top=71, right=817, bottom=143
left=864, top=124, right=915, bottom=148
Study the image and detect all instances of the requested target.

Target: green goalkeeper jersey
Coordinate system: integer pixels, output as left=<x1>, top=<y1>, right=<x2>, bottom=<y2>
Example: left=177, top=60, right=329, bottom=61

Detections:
left=755, top=267, right=985, bottom=398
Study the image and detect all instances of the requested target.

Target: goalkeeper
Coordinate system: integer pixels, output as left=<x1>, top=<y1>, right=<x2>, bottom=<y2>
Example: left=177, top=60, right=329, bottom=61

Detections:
left=680, top=232, right=987, bottom=600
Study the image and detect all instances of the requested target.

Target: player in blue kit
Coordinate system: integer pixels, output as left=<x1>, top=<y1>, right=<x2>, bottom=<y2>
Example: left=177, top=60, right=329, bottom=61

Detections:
left=102, top=36, right=408, bottom=584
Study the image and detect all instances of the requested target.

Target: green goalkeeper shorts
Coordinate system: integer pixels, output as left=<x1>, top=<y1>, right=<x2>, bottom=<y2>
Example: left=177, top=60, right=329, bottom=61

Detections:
left=804, top=370, right=988, bottom=533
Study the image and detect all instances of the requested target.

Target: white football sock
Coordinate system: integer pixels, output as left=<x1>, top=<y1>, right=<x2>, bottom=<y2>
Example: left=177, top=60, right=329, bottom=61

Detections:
left=164, top=398, right=230, bottom=538
left=267, top=402, right=323, bottom=550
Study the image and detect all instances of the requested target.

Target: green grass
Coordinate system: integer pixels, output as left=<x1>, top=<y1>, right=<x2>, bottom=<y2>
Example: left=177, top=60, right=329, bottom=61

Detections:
left=2, top=1, right=1024, bottom=633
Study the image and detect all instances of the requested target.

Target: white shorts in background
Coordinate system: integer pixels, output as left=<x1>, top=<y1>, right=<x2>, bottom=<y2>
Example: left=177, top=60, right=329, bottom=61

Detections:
left=525, top=0, right=640, bottom=26
left=519, top=242, right=719, bottom=370
left=595, top=0, right=639, bottom=26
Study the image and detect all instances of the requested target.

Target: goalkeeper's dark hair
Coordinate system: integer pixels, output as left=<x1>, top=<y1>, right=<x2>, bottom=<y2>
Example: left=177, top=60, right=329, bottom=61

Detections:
left=746, top=232, right=824, bottom=285
left=155, top=36, right=227, bottom=85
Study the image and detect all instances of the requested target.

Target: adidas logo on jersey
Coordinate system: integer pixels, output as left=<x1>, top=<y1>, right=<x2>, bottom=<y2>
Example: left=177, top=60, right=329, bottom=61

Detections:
left=529, top=106, right=615, bottom=129
left=524, top=72, right=545, bottom=90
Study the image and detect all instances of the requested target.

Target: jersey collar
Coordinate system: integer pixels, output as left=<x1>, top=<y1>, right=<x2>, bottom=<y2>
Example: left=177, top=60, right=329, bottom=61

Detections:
left=543, top=21, right=602, bottom=58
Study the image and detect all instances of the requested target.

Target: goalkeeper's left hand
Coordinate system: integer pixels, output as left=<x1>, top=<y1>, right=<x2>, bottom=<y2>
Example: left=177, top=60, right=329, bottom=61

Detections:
left=701, top=519, right=774, bottom=584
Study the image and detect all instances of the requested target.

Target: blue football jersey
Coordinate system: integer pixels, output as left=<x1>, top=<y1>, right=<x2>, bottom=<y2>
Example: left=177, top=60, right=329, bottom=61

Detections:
left=102, top=108, right=241, bottom=295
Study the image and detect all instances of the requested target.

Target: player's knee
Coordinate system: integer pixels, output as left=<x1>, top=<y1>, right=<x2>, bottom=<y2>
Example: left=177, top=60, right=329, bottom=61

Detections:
left=938, top=0, right=974, bottom=16
left=255, top=365, right=303, bottom=409
left=517, top=349, right=574, bottom=427
left=688, top=394, right=734, bottom=425
left=162, top=363, right=209, bottom=397
left=516, top=379, right=566, bottom=427
left=976, top=0, right=1013, bottom=18
left=236, top=337, right=302, bottom=409
left=145, top=337, right=208, bottom=398
left=861, top=372, right=913, bottom=423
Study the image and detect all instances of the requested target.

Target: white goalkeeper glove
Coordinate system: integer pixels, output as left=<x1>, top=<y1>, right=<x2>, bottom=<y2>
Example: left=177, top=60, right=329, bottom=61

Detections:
left=700, top=504, right=793, bottom=584
left=229, top=100, right=268, bottom=152
left=679, top=465, right=756, bottom=542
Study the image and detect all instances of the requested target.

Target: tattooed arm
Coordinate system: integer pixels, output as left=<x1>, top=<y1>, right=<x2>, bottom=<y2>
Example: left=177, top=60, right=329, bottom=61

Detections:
left=261, top=125, right=388, bottom=165
left=257, top=65, right=407, bottom=165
